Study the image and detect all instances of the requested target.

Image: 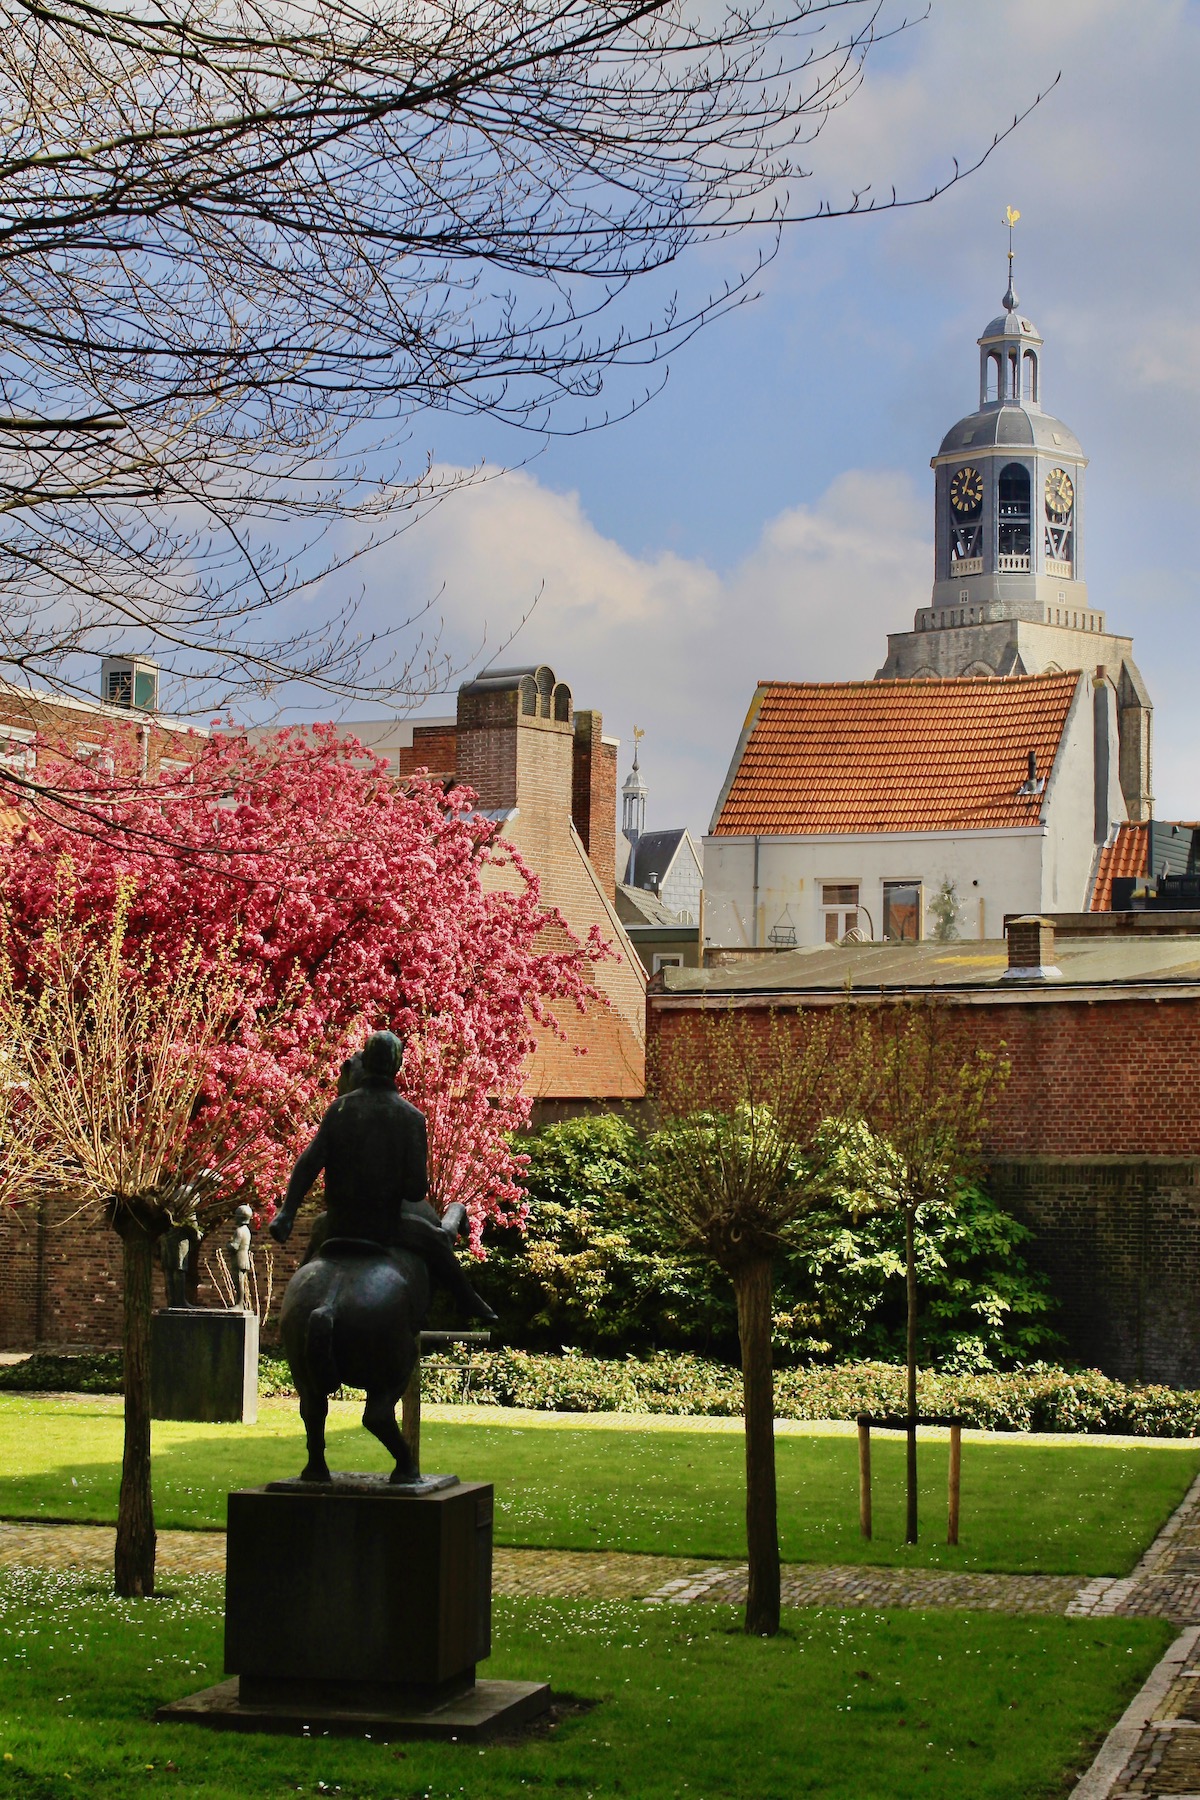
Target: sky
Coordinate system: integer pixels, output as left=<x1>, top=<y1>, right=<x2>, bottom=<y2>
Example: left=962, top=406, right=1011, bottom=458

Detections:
left=282, top=0, right=1200, bottom=841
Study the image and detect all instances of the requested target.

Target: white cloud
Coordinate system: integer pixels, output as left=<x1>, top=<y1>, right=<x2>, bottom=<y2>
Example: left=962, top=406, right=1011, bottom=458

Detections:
left=365, top=464, right=928, bottom=833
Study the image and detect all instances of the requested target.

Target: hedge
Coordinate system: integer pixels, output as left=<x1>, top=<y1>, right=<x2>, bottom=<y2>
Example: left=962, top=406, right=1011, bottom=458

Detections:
left=7, top=1347, right=1200, bottom=1436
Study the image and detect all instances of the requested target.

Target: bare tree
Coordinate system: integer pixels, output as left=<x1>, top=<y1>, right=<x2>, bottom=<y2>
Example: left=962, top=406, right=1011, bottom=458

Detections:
left=0, top=866, right=259, bottom=1595
left=857, top=999, right=1008, bottom=1544
left=0, top=0, right=1044, bottom=731
left=643, top=1004, right=852, bottom=1636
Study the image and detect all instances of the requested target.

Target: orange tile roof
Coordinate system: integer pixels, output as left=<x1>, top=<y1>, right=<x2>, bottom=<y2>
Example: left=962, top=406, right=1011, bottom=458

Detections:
left=1090, top=824, right=1149, bottom=911
left=712, top=673, right=1083, bottom=837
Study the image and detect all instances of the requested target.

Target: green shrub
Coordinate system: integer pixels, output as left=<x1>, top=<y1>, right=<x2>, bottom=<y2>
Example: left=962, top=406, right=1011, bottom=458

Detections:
left=481, top=1116, right=1059, bottom=1370
left=7, top=1344, right=1200, bottom=1436
left=0, top=1351, right=123, bottom=1393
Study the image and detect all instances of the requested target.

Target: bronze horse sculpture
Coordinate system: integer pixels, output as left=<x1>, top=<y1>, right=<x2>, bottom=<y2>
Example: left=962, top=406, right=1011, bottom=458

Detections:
left=269, top=1030, right=494, bottom=1484
left=278, top=1237, right=432, bottom=1482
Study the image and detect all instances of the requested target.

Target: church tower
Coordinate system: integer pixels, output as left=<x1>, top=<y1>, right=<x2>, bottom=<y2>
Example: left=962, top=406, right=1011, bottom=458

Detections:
left=877, top=244, right=1153, bottom=821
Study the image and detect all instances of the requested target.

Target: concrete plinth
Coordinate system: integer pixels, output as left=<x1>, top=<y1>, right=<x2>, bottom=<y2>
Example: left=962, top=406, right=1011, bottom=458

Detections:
left=156, top=1675, right=551, bottom=1741
left=161, top=1477, right=552, bottom=1739
left=150, top=1309, right=258, bottom=1424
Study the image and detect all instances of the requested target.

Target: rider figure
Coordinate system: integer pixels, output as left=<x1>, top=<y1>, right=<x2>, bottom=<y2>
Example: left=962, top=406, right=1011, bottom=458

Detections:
left=268, top=1030, right=497, bottom=1325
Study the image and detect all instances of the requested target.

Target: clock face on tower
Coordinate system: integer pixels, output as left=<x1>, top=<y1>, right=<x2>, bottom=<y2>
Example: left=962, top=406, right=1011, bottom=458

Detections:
left=949, top=466, right=984, bottom=516
left=1045, top=467, right=1074, bottom=519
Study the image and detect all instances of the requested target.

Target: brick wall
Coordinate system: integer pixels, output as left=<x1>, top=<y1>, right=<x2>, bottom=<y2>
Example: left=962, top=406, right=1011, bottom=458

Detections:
left=0, top=1192, right=307, bottom=1352
left=397, top=724, right=458, bottom=781
left=650, top=991, right=1200, bottom=1158
left=990, top=1158, right=1200, bottom=1386
left=648, top=990, right=1200, bottom=1385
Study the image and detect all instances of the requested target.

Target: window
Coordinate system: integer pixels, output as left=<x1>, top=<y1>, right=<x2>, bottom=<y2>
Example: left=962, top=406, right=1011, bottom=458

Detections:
left=75, top=741, right=115, bottom=775
left=652, top=953, right=683, bottom=974
left=882, top=881, right=922, bottom=943
left=821, top=883, right=859, bottom=943
left=158, top=757, right=193, bottom=784
left=0, top=724, right=34, bottom=773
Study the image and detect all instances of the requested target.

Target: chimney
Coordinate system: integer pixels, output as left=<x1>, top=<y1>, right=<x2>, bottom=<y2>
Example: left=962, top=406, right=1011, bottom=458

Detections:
left=571, top=710, right=618, bottom=896
left=1002, top=915, right=1062, bottom=982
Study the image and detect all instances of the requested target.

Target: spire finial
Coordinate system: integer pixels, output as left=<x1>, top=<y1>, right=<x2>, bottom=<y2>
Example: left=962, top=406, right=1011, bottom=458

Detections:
left=1003, top=205, right=1021, bottom=312
left=632, top=723, right=644, bottom=770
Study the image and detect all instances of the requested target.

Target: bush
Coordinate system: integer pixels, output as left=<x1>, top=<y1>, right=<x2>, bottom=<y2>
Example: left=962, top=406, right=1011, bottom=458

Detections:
left=7, top=1344, right=1200, bottom=1436
left=0, top=1351, right=123, bottom=1393
left=481, top=1117, right=1060, bottom=1371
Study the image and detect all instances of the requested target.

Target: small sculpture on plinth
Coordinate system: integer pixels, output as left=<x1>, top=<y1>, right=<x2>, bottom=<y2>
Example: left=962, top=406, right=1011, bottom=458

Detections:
left=269, top=1029, right=496, bottom=1486
left=224, top=1204, right=256, bottom=1311
left=160, top=1199, right=202, bottom=1310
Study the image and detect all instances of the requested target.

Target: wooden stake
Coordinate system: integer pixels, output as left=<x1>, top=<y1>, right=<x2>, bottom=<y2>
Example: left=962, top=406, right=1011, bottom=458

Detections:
left=857, top=1416, right=872, bottom=1540
left=947, top=1422, right=961, bottom=1546
left=401, top=1355, right=422, bottom=1466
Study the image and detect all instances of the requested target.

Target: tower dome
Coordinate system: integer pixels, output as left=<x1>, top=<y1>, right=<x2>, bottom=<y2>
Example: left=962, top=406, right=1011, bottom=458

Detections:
left=926, top=276, right=1089, bottom=626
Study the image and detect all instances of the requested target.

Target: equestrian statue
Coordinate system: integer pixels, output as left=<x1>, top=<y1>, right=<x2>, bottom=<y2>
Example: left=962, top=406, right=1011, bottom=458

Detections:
left=268, top=1029, right=496, bottom=1484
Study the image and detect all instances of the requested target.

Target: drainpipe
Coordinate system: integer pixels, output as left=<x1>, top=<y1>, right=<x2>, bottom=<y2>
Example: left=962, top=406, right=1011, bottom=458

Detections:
left=751, top=836, right=761, bottom=947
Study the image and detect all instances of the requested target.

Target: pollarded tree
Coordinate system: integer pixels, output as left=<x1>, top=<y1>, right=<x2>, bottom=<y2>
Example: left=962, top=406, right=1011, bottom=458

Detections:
left=0, top=728, right=606, bottom=1593
left=642, top=1005, right=854, bottom=1636
left=0, top=874, right=265, bottom=1596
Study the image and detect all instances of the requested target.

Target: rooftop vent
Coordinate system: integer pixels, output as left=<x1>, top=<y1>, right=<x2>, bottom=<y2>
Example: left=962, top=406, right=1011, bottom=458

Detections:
left=1017, top=750, right=1046, bottom=798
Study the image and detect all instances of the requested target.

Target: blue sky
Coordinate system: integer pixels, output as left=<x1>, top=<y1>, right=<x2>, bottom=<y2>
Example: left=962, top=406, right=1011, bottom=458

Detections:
left=289, top=0, right=1200, bottom=839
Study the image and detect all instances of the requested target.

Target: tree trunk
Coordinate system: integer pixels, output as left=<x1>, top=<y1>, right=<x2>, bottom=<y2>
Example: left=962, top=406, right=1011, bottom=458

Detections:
left=114, top=1215, right=157, bottom=1597
left=733, top=1255, right=779, bottom=1637
left=905, top=1204, right=918, bottom=1546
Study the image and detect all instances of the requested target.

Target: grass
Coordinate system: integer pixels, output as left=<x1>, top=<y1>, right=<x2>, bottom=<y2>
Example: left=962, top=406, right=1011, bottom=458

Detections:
left=2, top=1395, right=1198, bottom=1575
left=0, top=1568, right=1175, bottom=1800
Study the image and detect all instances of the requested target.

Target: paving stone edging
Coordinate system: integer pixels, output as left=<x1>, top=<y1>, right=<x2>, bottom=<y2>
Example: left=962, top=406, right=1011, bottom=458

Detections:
left=1070, top=1627, right=1200, bottom=1800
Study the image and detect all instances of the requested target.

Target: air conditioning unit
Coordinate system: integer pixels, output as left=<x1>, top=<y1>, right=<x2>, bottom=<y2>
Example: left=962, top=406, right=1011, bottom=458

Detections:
left=100, top=655, right=159, bottom=712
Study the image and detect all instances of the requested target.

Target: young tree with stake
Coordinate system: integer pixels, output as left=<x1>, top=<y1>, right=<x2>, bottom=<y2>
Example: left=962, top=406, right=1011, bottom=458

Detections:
left=857, top=1000, right=1008, bottom=1544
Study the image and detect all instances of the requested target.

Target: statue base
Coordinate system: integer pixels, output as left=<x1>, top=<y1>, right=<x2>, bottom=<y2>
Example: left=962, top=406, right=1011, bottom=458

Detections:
left=266, top=1471, right=459, bottom=1498
left=155, top=1674, right=551, bottom=1741
left=159, top=1480, right=551, bottom=1742
left=150, top=1309, right=258, bottom=1424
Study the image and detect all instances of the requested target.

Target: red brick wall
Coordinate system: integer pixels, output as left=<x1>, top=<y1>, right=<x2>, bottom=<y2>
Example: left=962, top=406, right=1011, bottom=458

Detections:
left=0, top=1190, right=306, bottom=1351
left=398, top=725, right=458, bottom=781
left=571, top=712, right=617, bottom=900
left=648, top=992, right=1200, bottom=1158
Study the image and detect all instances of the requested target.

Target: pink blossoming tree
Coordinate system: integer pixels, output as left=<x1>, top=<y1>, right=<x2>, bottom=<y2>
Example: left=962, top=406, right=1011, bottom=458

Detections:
left=0, top=725, right=607, bottom=1593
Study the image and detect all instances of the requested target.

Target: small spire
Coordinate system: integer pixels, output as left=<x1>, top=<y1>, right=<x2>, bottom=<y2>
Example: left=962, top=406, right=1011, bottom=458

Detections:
left=632, top=723, right=644, bottom=771
left=1002, top=205, right=1021, bottom=312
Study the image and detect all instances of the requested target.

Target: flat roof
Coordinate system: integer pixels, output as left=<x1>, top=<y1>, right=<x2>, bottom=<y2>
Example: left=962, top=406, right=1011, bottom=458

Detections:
left=662, top=934, right=1200, bottom=998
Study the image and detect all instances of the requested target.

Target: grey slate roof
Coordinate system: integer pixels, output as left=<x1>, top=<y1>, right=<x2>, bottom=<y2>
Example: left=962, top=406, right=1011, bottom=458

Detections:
left=938, top=405, right=1085, bottom=459
left=624, top=828, right=687, bottom=887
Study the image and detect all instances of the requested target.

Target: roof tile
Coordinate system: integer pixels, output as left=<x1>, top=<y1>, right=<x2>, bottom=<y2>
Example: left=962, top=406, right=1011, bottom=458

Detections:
left=1091, top=824, right=1149, bottom=911
left=712, top=674, right=1083, bottom=837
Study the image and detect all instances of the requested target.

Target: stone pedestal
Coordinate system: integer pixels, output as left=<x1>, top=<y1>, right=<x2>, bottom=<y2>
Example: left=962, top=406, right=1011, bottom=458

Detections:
left=150, top=1309, right=258, bottom=1424
left=157, top=1479, right=550, bottom=1740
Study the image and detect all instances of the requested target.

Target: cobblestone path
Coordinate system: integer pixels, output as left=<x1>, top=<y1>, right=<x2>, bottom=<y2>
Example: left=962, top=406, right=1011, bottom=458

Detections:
left=0, top=1518, right=1118, bottom=1614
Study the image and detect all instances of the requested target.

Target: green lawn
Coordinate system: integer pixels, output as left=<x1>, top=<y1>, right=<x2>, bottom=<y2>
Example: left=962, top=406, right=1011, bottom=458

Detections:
left=2, top=1395, right=1197, bottom=1575
left=0, top=1569, right=1174, bottom=1800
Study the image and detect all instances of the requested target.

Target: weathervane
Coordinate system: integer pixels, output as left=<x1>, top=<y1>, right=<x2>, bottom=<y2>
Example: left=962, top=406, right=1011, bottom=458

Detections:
left=632, top=724, right=644, bottom=768
left=1003, top=205, right=1020, bottom=312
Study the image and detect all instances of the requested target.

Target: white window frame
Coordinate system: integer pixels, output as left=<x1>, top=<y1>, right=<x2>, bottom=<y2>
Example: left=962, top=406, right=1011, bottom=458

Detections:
left=820, top=882, right=860, bottom=944
left=0, top=724, right=35, bottom=774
